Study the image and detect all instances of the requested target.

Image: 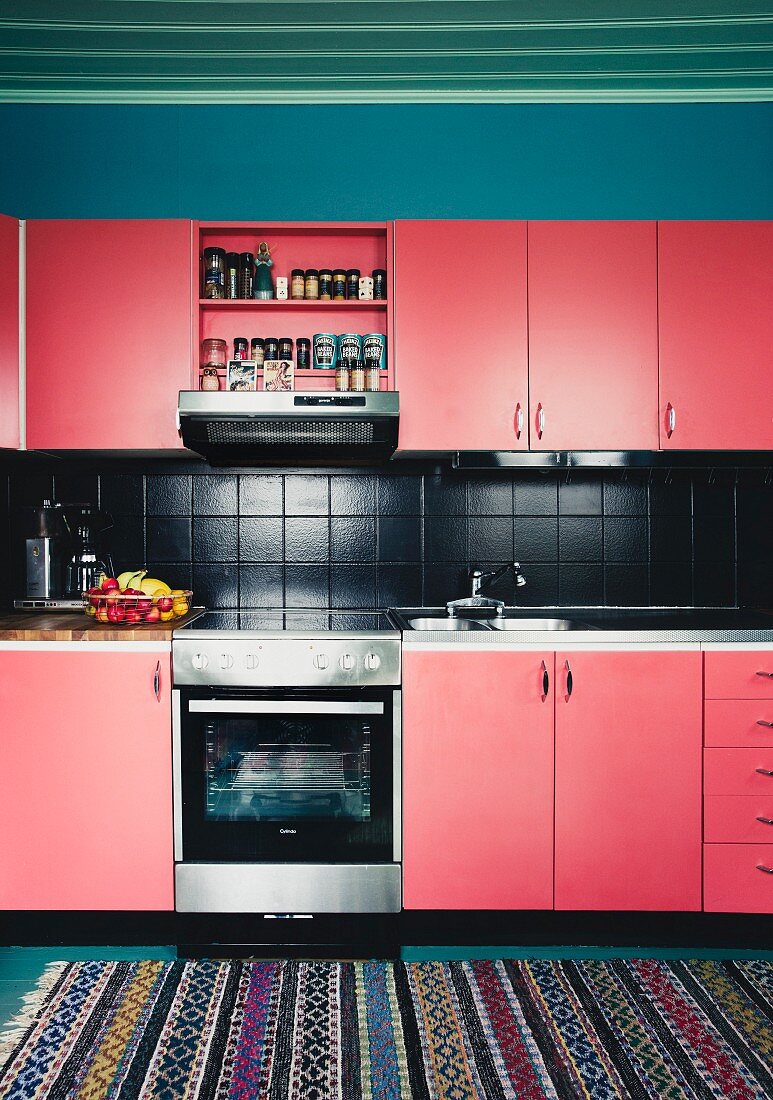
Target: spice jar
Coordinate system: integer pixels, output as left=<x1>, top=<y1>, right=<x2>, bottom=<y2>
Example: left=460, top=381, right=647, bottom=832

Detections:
left=264, top=337, right=279, bottom=361
left=225, top=252, right=239, bottom=299
left=278, top=337, right=294, bottom=361
left=233, top=337, right=249, bottom=361
left=201, top=367, right=221, bottom=391
left=296, top=338, right=311, bottom=369
left=238, top=253, right=254, bottom=299
left=201, top=337, right=227, bottom=368
left=291, top=269, right=305, bottom=300
left=332, top=269, right=346, bottom=300
left=202, top=247, right=226, bottom=299
left=251, top=338, right=265, bottom=366
left=366, top=363, right=381, bottom=391
left=319, top=269, right=333, bottom=300
left=304, top=268, right=319, bottom=300
left=335, top=362, right=350, bottom=392
left=372, top=269, right=387, bottom=299
left=346, top=268, right=360, bottom=299
left=349, top=358, right=365, bottom=392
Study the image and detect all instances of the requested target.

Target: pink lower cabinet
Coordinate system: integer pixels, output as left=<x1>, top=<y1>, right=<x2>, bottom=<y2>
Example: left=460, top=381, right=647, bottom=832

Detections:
left=554, top=650, right=703, bottom=911
left=703, top=846, right=773, bottom=913
left=0, top=648, right=174, bottom=910
left=402, top=649, right=554, bottom=909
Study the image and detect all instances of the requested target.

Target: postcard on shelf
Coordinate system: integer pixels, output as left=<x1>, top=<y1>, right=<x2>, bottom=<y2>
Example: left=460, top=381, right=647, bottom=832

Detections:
left=263, top=359, right=295, bottom=391
left=226, top=359, right=258, bottom=391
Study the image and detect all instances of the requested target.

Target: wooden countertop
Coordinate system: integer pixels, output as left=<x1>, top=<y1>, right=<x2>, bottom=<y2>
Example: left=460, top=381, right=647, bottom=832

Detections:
left=0, top=609, right=204, bottom=642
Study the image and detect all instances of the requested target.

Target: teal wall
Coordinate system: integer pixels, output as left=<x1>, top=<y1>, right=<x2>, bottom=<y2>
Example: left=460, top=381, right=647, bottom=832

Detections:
left=0, top=103, right=771, bottom=220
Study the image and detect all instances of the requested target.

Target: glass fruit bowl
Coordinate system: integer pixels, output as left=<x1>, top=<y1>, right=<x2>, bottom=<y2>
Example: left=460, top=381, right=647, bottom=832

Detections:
left=83, top=589, right=192, bottom=625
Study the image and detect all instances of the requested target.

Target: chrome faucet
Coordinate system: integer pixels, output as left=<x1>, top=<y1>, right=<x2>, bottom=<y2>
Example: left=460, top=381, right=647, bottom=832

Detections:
left=446, top=562, right=527, bottom=617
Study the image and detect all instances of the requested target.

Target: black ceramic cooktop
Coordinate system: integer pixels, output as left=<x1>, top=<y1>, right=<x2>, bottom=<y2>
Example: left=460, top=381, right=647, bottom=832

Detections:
left=178, top=609, right=396, bottom=633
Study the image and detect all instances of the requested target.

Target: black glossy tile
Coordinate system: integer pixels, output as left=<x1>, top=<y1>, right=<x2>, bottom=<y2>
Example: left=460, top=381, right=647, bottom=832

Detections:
left=649, top=517, right=693, bottom=562
left=425, top=517, right=467, bottom=562
left=193, top=563, right=238, bottom=608
left=377, top=564, right=422, bottom=608
left=239, top=517, right=284, bottom=563
left=146, top=475, right=192, bottom=516
left=514, top=475, right=558, bottom=516
left=516, top=564, right=559, bottom=606
left=692, top=479, right=735, bottom=518
left=145, top=561, right=192, bottom=592
left=193, top=517, right=238, bottom=562
left=604, top=564, right=649, bottom=606
left=330, top=517, right=376, bottom=562
left=694, top=562, right=735, bottom=607
left=693, top=514, right=735, bottom=563
left=738, top=561, right=773, bottom=609
left=603, top=476, right=648, bottom=516
left=469, top=517, right=513, bottom=562
left=146, top=517, right=191, bottom=562
left=330, top=475, right=376, bottom=516
left=559, top=476, right=603, bottom=515
left=331, top=565, right=376, bottom=609
left=514, top=517, right=558, bottom=562
left=9, top=468, right=54, bottom=508
left=239, top=565, right=284, bottom=607
left=110, top=515, right=144, bottom=563
left=239, top=474, right=283, bottom=516
left=53, top=470, right=99, bottom=507
left=284, top=565, right=329, bottom=608
left=100, top=473, right=144, bottom=516
left=284, top=475, right=329, bottom=516
left=558, top=517, right=603, bottom=562
left=649, top=475, right=692, bottom=516
left=649, top=564, right=693, bottom=606
left=377, top=476, right=421, bottom=516
left=193, top=474, right=238, bottom=516
left=377, top=517, right=421, bottom=562
left=424, top=473, right=467, bottom=516
left=467, top=477, right=513, bottom=516
left=284, top=518, right=329, bottom=563
left=422, top=563, right=468, bottom=605
left=603, top=518, right=647, bottom=563
left=558, top=564, right=604, bottom=606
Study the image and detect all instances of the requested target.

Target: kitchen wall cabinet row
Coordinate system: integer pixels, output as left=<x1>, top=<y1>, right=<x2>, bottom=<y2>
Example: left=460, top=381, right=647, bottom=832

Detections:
left=0, top=217, right=769, bottom=454
left=403, top=646, right=773, bottom=914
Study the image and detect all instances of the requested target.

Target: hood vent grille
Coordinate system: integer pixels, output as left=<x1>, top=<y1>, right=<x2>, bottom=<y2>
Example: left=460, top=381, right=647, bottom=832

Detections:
left=206, top=418, right=375, bottom=447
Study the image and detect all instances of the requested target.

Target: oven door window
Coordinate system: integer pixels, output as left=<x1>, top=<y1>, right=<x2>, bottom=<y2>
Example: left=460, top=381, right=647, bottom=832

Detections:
left=179, top=690, right=394, bottom=863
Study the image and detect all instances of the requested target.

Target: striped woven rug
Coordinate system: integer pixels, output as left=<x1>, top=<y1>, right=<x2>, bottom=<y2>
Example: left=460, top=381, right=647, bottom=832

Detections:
left=0, top=958, right=771, bottom=1098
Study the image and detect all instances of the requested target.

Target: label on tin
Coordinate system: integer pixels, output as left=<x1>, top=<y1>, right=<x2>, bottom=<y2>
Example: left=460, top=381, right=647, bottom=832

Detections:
left=363, top=333, right=386, bottom=369
left=313, top=333, right=337, bottom=368
left=339, top=334, right=362, bottom=361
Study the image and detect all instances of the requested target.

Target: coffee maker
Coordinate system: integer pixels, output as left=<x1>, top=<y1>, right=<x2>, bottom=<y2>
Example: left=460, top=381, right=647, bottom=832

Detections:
left=16, top=501, right=114, bottom=609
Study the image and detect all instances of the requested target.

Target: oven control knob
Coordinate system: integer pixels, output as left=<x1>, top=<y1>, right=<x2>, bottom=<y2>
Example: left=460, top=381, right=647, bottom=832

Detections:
left=364, top=652, right=381, bottom=671
left=220, top=653, right=234, bottom=670
left=339, top=653, right=354, bottom=671
left=191, top=652, right=208, bottom=670
left=244, top=653, right=259, bottom=670
left=313, top=653, right=329, bottom=670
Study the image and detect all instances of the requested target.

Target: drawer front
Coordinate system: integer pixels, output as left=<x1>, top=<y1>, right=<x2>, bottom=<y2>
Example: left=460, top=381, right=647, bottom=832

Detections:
left=704, top=700, right=773, bottom=748
left=704, top=651, right=773, bottom=699
left=704, top=796, right=773, bottom=843
left=704, top=748, right=773, bottom=795
left=704, top=844, right=773, bottom=913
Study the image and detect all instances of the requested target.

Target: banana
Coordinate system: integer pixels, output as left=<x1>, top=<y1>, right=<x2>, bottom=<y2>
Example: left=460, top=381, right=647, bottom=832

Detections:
left=138, top=577, right=172, bottom=596
left=117, top=569, right=146, bottom=589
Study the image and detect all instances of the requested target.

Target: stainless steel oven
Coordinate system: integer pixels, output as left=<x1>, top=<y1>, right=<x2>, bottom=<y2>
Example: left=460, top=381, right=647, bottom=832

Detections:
left=172, top=612, right=401, bottom=915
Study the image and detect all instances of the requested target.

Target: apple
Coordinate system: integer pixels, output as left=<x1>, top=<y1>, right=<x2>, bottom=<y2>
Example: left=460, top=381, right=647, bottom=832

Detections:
left=101, top=577, right=119, bottom=592
left=157, top=596, right=174, bottom=612
left=125, top=609, right=142, bottom=623
left=87, top=586, right=101, bottom=608
left=136, top=598, right=152, bottom=611
left=107, top=603, right=126, bottom=623
left=144, top=607, right=161, bottom=623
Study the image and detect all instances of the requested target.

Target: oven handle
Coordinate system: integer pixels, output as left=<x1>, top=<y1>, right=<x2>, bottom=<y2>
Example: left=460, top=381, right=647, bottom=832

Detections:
left=187, top=699, right=385, bottom=716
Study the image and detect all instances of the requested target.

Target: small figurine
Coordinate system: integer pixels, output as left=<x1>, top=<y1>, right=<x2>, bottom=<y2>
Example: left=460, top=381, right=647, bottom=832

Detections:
left=254, top=240, right=274, bottom=300
left=200, top=366, right=221, bottom=391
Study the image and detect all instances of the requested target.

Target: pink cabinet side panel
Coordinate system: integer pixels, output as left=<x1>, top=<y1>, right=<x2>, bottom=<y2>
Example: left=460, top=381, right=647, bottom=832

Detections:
left=0, top=649, right=173, bottom=910
left=403, top=649, right=553, bottom=910
left=0, top=214, right=19, bottom=449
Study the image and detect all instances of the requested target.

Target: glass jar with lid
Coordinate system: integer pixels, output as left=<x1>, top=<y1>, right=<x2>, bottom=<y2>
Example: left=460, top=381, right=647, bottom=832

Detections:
left=201, top=338, right=227, bottom=367
left=202, top=247, right=226, bottom=299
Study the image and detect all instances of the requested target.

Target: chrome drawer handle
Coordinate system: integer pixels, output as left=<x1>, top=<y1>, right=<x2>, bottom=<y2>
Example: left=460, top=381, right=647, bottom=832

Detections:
left=756, top=864, right=773, bottom=874
left=755, top=768, right=773, bottom=777
left=536, top=403, right=545, bottom=439
left=153, top=660, right=161, bottom=702
left=540, top=660, right=549, bottom=702
left=564, top=659, right=573, bottom=702
left=515, top=402, right=524, bottom=440
left=756, top=816, right=773, bottom=825
left=757, top=720, right=773, bottom=728
left=756, top=671, right=773, bottom=678
left=665, top=402, right=676, bottom=437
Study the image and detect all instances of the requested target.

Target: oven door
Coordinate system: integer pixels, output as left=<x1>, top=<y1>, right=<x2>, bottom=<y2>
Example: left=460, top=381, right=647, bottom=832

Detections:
left=174, top=687, right=399, bottom=864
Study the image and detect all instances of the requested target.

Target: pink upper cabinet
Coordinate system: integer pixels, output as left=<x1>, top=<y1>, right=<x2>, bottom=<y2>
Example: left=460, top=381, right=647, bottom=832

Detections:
left=0, top=648, right=174, bottom=911
left=659, top=221, right=773, bottom=450
left=528, top=221, right=659, bottom=451
left=0, top=214, right=19, bottom=449
left=394, top=220, right=529, bottom=451
left=26, top=220, right=192, bottom=449
left=554, top=649, right=703, bottom=911
left=403, top=648, right=554, bottom=910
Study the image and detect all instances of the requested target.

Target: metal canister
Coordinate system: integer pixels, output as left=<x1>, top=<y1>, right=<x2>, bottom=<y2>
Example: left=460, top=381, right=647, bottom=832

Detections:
left=202, top=247, right=226, bottom=299
left=313, top=333, right=337, bottom=369
left=319, top=269, right=333, bottom=300
left=362, top=333, right=386, bottom=372
left=332, top=269, right=347, bottom=300
left=296, top=338, right=311, bottom=369
left=372, top=268, right=387, bottom=300
left=346, top=268, right=360, bottom=300
left=225, top=252, right=239, bottom=299
left=338, top=333, right=362, bottom=364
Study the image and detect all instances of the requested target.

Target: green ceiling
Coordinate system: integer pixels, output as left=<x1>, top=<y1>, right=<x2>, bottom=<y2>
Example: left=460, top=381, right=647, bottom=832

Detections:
left=0, top=1, right=771, bottom=103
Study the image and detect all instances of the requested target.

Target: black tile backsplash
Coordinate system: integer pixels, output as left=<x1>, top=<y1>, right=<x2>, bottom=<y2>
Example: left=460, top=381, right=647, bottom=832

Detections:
left=1, top=458, right=772, bottom=610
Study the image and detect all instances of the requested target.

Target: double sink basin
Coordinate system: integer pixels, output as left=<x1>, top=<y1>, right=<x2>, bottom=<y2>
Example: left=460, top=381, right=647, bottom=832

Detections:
left=392, top=610, right=596, bottom=632
left=389, top=606, right=773, bottom=635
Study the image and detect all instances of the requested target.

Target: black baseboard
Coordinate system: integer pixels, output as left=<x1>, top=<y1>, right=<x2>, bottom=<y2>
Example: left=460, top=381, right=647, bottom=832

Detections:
left=1, top=910, right=771, bottom=953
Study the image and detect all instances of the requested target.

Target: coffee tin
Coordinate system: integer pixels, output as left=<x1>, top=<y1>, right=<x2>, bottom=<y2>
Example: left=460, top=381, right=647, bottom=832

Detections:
left=338, top=333, right=363, bottom=363
left=313, top=333, right=338, bottom=369
left=362, top=333, right=387, bottom=371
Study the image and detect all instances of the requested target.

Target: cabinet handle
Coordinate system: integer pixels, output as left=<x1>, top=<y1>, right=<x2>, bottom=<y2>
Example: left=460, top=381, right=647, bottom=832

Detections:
left=756, top=864, right=773, bottom=874
left=515, top=402, right=524, bottom=440
left=755, top=767, right=773, bottom=777
left=540, top=660, right=550, bottom=702
left=153, top=660, right=161, bottom=702
left=755, top=671, right=773, bottom=678
left=536, top=403, right=545, bottom=440
left=564, top=659, right=573, bottom=702
left=757, top=720, right=773, bottom=728
left=756, top=815, right=773, bottom=825
left=665, top=402, right=676, bottom=438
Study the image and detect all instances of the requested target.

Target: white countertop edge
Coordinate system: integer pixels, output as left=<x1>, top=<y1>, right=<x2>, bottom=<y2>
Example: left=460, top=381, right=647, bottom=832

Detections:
left=402, top=640, right=705, bottom=652
left=0, top=641, right=172, bottom=652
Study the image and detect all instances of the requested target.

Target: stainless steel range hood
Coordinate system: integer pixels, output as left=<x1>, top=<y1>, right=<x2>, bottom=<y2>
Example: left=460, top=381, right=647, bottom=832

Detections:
left=178, top=391, right=399, bottom=465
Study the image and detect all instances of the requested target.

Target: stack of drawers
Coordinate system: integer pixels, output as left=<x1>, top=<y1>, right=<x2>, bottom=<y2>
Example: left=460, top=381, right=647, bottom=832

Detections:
left=703, top=650, right=773, bottom=912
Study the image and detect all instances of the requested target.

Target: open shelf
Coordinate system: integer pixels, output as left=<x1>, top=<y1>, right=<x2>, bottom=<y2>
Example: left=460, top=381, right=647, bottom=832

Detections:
left=199, top=299, right=387, bottom=310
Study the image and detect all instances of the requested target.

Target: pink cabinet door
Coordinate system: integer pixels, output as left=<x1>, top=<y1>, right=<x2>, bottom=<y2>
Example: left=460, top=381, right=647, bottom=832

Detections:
left=659, top=221, right=773, bottom=449
left=0, top=214, right=19, bottom=449
left=0, top=649, right=173, bottom=910
left=403, top=649, right=554, bottom=909
left=527, top=221, right=658, bottom=451
left=26, top=220, right=192, bottom=449
left=394, top=220, right=528, bottom=451
left=554, top=650, right=703, bottom=911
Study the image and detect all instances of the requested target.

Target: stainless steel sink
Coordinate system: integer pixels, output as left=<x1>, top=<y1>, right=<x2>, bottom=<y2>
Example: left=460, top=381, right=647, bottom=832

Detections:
left=487, top=617, right=587, bottom=631
left=406, top=616, right=491, bottom=631
left=403, top=613, right=593, bottom=632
